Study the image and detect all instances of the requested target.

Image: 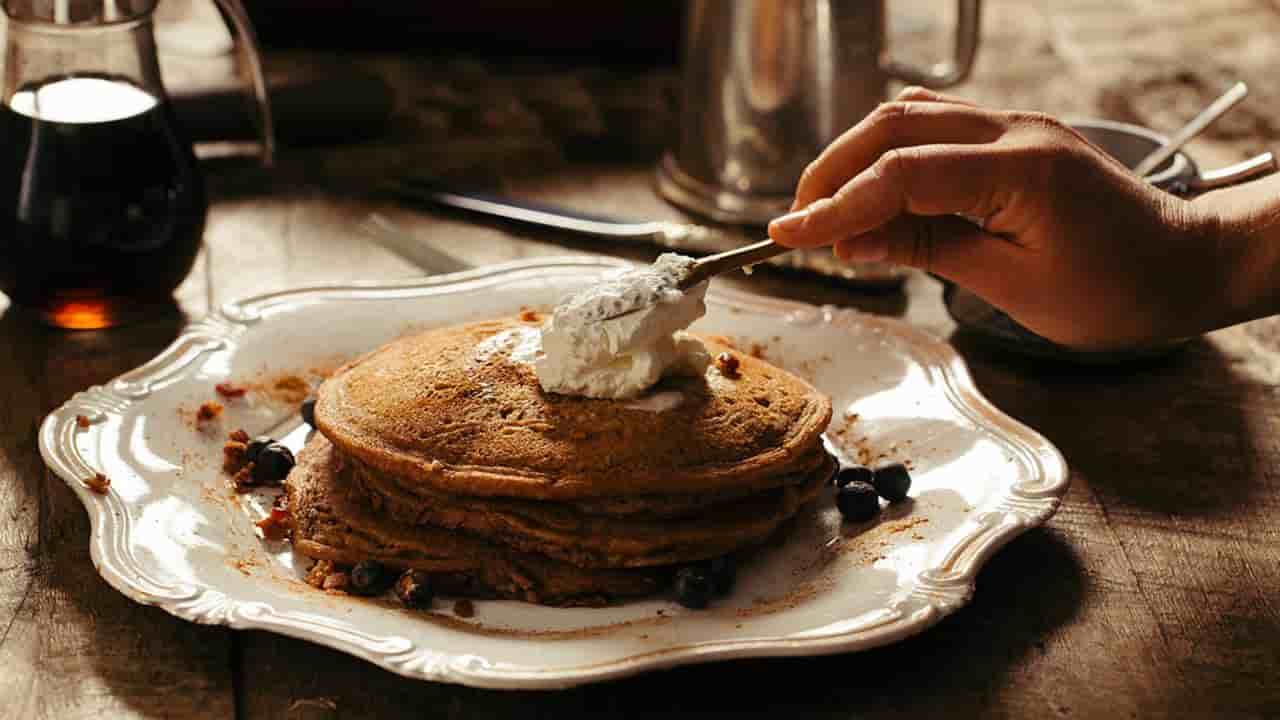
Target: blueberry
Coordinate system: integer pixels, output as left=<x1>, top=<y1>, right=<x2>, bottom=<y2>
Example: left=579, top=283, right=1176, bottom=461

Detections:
left=349, top=559, right=388, bottom=596
left=836, top=481, right=880, bottom=522
left=834, top=465, right=874, bottom=488
left=873, top=463, right=912, bottom=503
left=707, top=555, right=736, bottom=596
left=244, top=435, right=274, bottom=465
left=674, top=566, right=715, bottom=609
left=394, top=570, right=434, bottom=608
left=252, top=442, right=295, bottom=485
left=300, top=396, right=317, bottom=428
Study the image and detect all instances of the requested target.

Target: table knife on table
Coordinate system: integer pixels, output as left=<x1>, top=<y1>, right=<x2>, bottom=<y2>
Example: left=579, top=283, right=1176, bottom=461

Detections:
left=387, top=179, right=905, bottom=289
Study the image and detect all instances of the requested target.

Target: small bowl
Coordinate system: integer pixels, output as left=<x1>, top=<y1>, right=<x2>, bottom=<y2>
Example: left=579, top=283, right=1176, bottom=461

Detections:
left=1070, top=118, right=1195, bottom=191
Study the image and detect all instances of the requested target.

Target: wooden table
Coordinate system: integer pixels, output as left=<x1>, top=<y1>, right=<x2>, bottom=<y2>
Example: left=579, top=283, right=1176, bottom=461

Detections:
left=4, top=1, right=1280, bottom=717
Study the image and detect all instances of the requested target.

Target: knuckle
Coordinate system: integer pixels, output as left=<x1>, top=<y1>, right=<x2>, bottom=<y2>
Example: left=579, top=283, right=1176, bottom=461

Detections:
left=1006, top=110, right=1064, bottom=132
left=796, top=162, right=821, bottom=192
left=872, top=147, right=912, bottom=183
left=1004, top=110, right=1074, bottom=147
left=896, top=85, right=933, bottom=101
left=867, top=101, right=912, bottom=136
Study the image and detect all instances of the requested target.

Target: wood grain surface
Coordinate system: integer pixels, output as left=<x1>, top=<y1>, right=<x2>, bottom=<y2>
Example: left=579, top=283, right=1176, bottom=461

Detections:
left=4, top=1, right=1280, bottom=718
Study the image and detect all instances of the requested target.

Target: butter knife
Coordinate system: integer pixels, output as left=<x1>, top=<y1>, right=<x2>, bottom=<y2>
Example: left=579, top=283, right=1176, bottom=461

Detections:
left=387, top=179, right=905, bottom=288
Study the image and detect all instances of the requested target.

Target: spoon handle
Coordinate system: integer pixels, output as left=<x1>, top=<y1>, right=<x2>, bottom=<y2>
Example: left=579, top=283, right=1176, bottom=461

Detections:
left=682, top=239, right=791, bottom=288
left=1133, top=81, right=1248, bottom=178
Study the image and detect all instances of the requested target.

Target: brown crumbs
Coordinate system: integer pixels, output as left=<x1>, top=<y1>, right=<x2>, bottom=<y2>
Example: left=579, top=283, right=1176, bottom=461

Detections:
left=715, top=351, right=740, bottom=378
left=305, top=560, right=350, bottom=593
left=322, top=572, right=350, bottom=593
left=222, top=429, right=252, bottom=474
left=196, top=401, right=223, bottom=423
left=231, top=464, right=257, bottom=493
left=269, top=375, right=310, bottom=404
left=75, top=414, right=91, bottom=429
left=453, top=599, right=475, bottom=618
left=305, top=560, right=336, bottom=589
left=749, top=343, right=765, bottom=359
left=256, top=497, right=293, bottom=540
left=215, top=382, right=248, bottom=398
left=888, top=518, right=929, bottom=534
left=83, top=472, right=111, bottom=494
left=518, top=308, right=540, bottom=322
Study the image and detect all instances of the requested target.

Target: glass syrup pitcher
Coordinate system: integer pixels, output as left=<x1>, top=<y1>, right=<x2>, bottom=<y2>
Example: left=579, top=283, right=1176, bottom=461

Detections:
left=0, top=0, right=273, bottom=329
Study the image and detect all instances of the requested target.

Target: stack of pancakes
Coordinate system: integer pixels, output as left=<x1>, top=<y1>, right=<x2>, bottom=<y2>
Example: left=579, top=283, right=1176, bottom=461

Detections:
left=286, top=315, right=833, bottom=606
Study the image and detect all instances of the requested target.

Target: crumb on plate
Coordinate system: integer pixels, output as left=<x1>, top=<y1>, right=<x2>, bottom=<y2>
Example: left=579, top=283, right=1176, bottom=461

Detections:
left=83, top=472, right=111, bottom=494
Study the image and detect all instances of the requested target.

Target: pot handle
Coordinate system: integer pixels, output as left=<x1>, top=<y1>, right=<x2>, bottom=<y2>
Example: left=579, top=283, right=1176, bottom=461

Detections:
left=1188, top=152, right=1277, bottom=192
left=212, top=0, right=276, bottom=167
left=883, top=0, right=982, bottom=89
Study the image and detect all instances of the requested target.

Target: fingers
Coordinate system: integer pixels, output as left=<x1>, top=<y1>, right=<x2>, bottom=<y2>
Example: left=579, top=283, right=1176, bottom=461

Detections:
left=789, top=101, right=1004, bottom=211
left=893, top=85, right=977, bottom=105
left=772, top=144, right=1003, bottom=249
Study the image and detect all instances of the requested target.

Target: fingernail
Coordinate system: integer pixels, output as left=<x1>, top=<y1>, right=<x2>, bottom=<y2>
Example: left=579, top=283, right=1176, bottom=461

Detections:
left=769, top=208, right=809, bottom=235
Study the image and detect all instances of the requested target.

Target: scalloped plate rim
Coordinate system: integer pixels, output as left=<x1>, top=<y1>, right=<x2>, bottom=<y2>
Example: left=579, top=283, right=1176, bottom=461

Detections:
left=38, top=256, right=1069, bottom=690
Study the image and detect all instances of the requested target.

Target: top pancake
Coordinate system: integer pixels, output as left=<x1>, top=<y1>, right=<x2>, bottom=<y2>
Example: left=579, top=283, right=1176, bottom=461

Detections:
left=315, top=316, right=832, bottom=500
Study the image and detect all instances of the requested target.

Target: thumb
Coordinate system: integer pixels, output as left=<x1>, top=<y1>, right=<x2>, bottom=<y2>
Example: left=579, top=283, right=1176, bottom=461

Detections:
left=836, top=215, right=1028, bottom=307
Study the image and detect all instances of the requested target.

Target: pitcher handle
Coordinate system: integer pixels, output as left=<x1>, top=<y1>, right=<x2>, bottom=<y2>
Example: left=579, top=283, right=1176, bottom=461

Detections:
left=882, top=0, right=982, bottom=89
left=212, top=0, right=275, bottom=166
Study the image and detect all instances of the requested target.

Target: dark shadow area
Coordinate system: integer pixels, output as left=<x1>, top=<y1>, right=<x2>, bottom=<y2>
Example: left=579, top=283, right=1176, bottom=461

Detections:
left=249, top=3, right=683, bottom=66
left=0, top=300, right=187, bottom=402
left=952, top=330, right=1280, bottom=715
left=953, top=333, right=1264, bottom=519
left=0, top=304, right=235, bottom=718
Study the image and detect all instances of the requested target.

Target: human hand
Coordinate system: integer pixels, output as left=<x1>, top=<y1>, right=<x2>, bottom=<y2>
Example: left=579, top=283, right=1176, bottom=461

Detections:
left=768, top=87, right=1271, bottom=351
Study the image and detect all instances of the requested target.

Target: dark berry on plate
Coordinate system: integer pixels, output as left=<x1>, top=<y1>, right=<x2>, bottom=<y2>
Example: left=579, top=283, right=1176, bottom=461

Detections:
left=395, top=570, right=434, bottom=608
left=674, top=566, right=715, bottom=609
left=836, top=481, right=880, bottom=522
left=349, top=559, right=388, bottom=595
left=707, top=555, right=736, bottom=596
left=873, top=463, right=912, bottom=503
left=834, top=465, right=874, bottom=488
left=252, top=442, right=295, bottom=485
left=244, top=435, right=274, bottom=465
left=300, top=396, right=317, bottom=428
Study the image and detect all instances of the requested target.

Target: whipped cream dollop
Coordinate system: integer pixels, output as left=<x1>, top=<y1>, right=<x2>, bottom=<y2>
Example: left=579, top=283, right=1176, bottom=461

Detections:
left=534, top=254, right=710, bottom=399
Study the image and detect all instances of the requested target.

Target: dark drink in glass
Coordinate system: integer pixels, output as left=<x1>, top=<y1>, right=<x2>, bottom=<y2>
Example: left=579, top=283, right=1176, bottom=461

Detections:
left=0, top=74, right=206, bottom=329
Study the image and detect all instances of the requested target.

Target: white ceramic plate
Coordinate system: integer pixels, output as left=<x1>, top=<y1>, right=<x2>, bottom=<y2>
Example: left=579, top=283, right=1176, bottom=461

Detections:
left=39, top=257, right=1068, bottom=690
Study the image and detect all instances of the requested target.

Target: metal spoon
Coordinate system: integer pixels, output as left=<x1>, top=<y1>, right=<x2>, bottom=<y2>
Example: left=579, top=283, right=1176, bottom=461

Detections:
left=676, top=238, right=790, bottom=290
left=1132, top=81, right=1248, bottom=178
left=600, top=239, right=790, bottom=320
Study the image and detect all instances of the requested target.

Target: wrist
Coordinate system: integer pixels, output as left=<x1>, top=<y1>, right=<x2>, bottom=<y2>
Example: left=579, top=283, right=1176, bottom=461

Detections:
left=1189, top=181, right=1280, bottom=329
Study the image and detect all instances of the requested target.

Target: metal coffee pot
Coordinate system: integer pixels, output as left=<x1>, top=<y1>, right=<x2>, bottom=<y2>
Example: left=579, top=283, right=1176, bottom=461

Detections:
left=658, top=0, right=981, bottom=225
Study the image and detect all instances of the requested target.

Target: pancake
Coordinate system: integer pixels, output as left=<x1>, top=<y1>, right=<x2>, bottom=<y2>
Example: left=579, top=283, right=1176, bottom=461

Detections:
left=352, top=441, right=832, bottom=519
left=315, top=317, right=833, bottom=501
left=349, top=443, right=833, bottom=568
left=286, top=434, right=669, bottom=606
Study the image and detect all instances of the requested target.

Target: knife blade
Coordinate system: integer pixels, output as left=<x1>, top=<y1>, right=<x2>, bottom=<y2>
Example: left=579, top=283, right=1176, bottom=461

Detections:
left=387, top=179, right=905, bottom=288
